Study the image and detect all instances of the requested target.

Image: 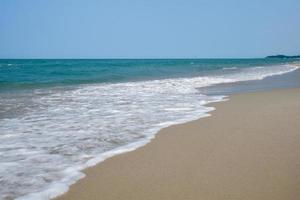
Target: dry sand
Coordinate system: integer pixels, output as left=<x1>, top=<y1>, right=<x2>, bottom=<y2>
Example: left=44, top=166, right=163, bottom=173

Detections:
left=56, top=88, right=300, bottom=200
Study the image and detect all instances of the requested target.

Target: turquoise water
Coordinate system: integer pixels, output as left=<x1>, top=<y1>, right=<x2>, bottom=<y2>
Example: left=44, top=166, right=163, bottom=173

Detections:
left=0, top=59, right=299, bottom=200
left=0, top=59, right=295, bottom=90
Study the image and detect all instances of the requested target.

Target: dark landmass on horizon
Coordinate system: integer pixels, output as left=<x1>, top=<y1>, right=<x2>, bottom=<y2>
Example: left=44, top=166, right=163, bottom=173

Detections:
left=266, top=54, right=300, bottom=59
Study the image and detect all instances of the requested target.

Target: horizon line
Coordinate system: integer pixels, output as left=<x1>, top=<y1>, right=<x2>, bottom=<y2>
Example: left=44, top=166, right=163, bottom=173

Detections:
left=0, top=57, right=270, bottom=60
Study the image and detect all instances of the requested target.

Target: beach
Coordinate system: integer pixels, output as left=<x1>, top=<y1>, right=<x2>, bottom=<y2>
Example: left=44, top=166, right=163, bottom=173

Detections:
left=56, top=87, right=300, bottom=200
left=1, top=60, right=299, bottom=199
left=2, top=1, right=300, bottom=199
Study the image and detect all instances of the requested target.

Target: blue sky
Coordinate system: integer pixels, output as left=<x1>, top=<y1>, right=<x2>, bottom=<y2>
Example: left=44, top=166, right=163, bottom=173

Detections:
left=1, top=0, right=300, bottom=58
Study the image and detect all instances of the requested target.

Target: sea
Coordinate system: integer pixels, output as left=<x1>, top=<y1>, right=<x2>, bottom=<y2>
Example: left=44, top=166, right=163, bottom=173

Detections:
left=0, top=59, right=299, bottom=200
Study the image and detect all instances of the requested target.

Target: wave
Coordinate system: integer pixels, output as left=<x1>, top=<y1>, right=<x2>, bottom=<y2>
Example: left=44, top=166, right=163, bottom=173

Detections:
left=0, top=64, right=298, bottom=200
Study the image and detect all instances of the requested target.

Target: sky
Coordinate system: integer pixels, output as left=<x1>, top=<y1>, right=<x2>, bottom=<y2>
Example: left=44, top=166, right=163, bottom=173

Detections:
left=1, top=0, right=300, bottom=58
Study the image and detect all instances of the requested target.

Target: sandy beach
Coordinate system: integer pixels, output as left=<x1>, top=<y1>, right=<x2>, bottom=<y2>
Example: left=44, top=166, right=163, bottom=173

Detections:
left=2, top=1, right=300, bottom=199
left=55, top=88, right=300, bottom=200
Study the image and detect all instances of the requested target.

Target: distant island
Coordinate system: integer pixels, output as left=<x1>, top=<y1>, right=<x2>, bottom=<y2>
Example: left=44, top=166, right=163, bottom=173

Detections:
left=266, top=55, right=300, bottom=59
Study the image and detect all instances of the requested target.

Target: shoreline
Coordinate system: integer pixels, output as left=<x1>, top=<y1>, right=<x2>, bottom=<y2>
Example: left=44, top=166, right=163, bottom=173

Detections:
left=55, top=87, right=300, bottom=200
left=7, top=62, right=300, bottom=200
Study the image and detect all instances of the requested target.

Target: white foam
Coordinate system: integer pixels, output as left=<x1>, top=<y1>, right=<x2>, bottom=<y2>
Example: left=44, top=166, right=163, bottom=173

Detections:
left=0, top=64, right=298, bottom=200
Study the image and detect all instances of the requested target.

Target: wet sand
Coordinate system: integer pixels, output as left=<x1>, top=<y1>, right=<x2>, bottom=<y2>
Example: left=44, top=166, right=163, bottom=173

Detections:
left=56, top=88, right=300, bottom=200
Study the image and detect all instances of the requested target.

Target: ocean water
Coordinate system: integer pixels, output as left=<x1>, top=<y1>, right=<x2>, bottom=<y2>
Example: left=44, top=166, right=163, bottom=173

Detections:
left=0, top=59, right=299, bottom=200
